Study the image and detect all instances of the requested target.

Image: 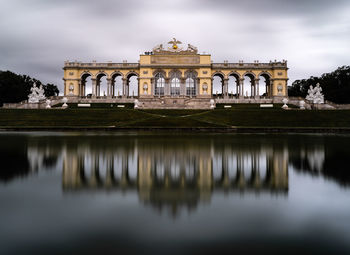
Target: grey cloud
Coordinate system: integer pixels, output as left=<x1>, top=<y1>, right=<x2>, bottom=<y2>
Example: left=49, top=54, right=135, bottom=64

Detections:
left=0, top=0, right=349, bottom=93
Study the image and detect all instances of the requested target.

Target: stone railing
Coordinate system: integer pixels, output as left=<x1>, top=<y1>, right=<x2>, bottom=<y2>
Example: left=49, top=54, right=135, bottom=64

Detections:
left=64, top=62, right=139, bottom=69
left=212, top=62, right=287, bottom=69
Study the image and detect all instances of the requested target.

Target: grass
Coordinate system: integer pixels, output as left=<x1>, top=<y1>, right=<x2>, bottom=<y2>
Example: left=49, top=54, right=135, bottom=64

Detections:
left=1, top=105, right=350, bottom=129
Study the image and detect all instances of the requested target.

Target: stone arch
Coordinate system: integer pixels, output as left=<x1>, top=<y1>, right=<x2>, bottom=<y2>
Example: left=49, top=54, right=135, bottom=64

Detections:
left=243, top=72, right=256, bottom=97
left=126, top=71, right=139, bottom=80
left=96, top=72, right=108, bottom=97
left=80, top=72, right=93, bottom=96
left=111, top=71, right=124, bottom=97
left=184, top=69, right=198, bottom=78
left=153, top=69, right=166, bottom=78
left=126, top=72, right=139, bottom=97
left=110, top=71, right=124, bottom=80
left=212, top=72, right=225, bottom=98
left=169, top=69, right=182, bottom=79
left=228, top=71, right=241, bottom=98
left=258, top=72, right=272, bottom=97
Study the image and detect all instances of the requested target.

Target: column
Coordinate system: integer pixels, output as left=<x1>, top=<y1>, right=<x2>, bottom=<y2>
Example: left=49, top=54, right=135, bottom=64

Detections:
left=236, top=81, right=240, bottom=98
left=239, top=78, right=244, bottom=98
left=151, top=78, right=155, bottom=97
left=269, top=79, right=274, bottom=97
left=165, top=78, right=171, bottom=96
left=255, top=79, right=260, bottom=99
left=223, top=78, right=229, bottom=99
left=78, top=80, right=82, bottom=96
left=180, top=78, right=186, bottom=96
left=122, top=78, right=127, bottom=98
left=91, top=78, right=96, bottom=97
left=107, top=78, right=112, bottom=98
left=196, top=78, right=200, bottom=97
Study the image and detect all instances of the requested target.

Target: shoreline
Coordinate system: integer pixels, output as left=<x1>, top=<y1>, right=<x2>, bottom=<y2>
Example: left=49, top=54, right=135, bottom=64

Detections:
left=1, top=126, right=350, bottom=133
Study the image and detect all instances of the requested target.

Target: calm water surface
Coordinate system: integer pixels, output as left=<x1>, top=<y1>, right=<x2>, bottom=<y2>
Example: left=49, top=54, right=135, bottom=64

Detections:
left=1, top=132, right=350, bottom=255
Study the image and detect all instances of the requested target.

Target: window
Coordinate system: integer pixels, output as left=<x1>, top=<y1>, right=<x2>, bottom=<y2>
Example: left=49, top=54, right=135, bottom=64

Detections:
left=171, top=76, right=180, bottom=96
left=155, top=73, right=165, bottom=96
left=186, top=72, right=196, bottom=96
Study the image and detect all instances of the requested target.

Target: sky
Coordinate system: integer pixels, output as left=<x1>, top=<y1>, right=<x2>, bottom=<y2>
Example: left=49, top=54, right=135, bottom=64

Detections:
left=1, top=0, right=350, bottom=93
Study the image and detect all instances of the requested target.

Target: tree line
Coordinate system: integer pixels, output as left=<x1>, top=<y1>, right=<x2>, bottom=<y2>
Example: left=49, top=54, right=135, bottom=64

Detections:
left=0, top=70, right=59, bottom=106
left=288, top=66, right=350, bottom=104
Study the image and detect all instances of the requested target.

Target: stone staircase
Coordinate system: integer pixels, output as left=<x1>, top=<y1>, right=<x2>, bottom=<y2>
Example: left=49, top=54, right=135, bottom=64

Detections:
left=137, top=97, right=213, bottom=109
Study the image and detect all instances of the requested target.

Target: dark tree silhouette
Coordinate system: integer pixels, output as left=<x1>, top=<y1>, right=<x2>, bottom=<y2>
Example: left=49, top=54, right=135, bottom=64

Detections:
left=288, top=66, right=350, bottom=104
left=0, top=70, right=59, bottom=106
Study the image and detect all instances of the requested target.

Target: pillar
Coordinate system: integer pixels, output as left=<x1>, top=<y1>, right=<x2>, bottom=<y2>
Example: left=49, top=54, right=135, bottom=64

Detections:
left=180, top=78, right=186, bottom=96
left=107, top=78, right=112, bottom=98
left=122, top=78, right=127, bottom=98
left=269, top=79, right=274, bottom=97
left=255, top=79, right=260, bottom=99
left=239, top=78, right=244, bottom=98
left=165, top=78, right=170, bottom=96
left=78, top=80, right=82, bottom=96
left=223, top=78, right=229, bottom=99
left=91, top=78, right=96, bottom=97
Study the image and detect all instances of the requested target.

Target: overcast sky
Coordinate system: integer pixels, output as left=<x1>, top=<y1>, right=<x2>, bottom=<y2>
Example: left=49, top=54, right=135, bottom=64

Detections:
left=1, top=0, right=349, bottom=92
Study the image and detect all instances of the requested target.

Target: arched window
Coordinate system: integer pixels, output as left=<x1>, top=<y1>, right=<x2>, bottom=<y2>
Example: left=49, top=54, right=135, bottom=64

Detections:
left=155, top=73, right=165, bottom=96
left=186, top=72, right=196, bottom=96
left=171, top=76, right=180, bottom=96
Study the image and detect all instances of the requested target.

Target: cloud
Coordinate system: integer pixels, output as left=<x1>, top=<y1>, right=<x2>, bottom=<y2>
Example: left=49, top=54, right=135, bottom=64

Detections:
left=0, top=0, right=349, bottom=93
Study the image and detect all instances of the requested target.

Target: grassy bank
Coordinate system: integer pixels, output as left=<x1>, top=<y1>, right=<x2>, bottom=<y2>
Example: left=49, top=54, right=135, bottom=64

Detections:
left=1, top=105, right=350, bottom=130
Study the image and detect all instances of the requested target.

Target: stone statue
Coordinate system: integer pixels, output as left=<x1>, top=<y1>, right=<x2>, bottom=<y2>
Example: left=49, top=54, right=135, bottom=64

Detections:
left=168, top=38, right=182, bottom=51
left=210, top=99, right=215, bottom=109
left=306, top=83, right=324, bottom=104
left=187, top=44, right=198, bottom=53
left=282, top=98, right=289, bottom=109
left=28, top=83, right=46, bottom=103
left=134, top=99, right=140, bottom=109
left=152, top=44, right=164, bottom=53
left=62, top=97, right=68, bottom=108
left=45, top=99, right=51, bottom=109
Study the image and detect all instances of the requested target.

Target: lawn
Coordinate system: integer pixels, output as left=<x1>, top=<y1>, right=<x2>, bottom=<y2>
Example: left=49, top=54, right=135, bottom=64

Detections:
left=1, top=105, right=350, bottom=129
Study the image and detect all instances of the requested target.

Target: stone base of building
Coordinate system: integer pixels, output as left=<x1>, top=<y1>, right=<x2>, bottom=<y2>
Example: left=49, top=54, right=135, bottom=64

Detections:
left=137, top=97, right=213, bottom=109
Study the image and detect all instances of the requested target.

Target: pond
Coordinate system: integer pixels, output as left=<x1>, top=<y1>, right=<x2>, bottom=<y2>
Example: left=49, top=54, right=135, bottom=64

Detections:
left=1, top=132, right=350, bottom=254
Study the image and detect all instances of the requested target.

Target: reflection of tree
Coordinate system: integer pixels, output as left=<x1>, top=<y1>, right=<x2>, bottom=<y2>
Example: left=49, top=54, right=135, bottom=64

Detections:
left=288, top=136, right=350, bottom=186
left=0, top=135, right=60, bottom=182
left=0, top=137, right=30, bottom=182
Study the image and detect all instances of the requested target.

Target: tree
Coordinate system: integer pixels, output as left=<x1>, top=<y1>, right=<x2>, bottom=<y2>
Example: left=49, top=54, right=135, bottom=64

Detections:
left=288, top=66, right=350, bottom=104
left=43, top=83, right=59, bottom=97
left=0, top=70, right=59, bottom=106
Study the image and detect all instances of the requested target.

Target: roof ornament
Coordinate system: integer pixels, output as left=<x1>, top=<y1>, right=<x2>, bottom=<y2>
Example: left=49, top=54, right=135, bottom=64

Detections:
left=168, top=38, right=182, bottom=51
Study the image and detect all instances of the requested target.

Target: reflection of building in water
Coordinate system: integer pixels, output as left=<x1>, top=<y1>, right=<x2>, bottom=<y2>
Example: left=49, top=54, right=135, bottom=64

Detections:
left=63, top=141, right=288, bottom=215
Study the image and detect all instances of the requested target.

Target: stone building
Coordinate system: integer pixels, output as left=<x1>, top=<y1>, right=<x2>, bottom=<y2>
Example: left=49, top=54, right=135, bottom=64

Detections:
left=63, top=39, right=288, bottom=108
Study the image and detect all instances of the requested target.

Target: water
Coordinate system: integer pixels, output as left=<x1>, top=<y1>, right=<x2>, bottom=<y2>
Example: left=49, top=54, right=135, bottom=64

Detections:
left=1, top=132, right=350, bottom=255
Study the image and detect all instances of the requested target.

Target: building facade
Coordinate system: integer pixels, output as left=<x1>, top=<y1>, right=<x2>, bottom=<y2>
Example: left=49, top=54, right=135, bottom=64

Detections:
left=63, top=39, right=288, bottom=107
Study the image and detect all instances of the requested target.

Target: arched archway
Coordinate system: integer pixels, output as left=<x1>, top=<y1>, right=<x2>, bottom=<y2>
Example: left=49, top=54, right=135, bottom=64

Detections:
left=258, top=72, right=272, bottom=97
left=126, top=72, right=139, bottom=97
left=81, top=72, right=93, bottom=97
left=96, top=72, right=108, bottom=97
left=212, top=72, right=225, bottom=98
left=111, top=72, right=123, bottom=97
left=243, top=73, right=256, bottom=98
left=228, top=72, right=240, bottom=98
